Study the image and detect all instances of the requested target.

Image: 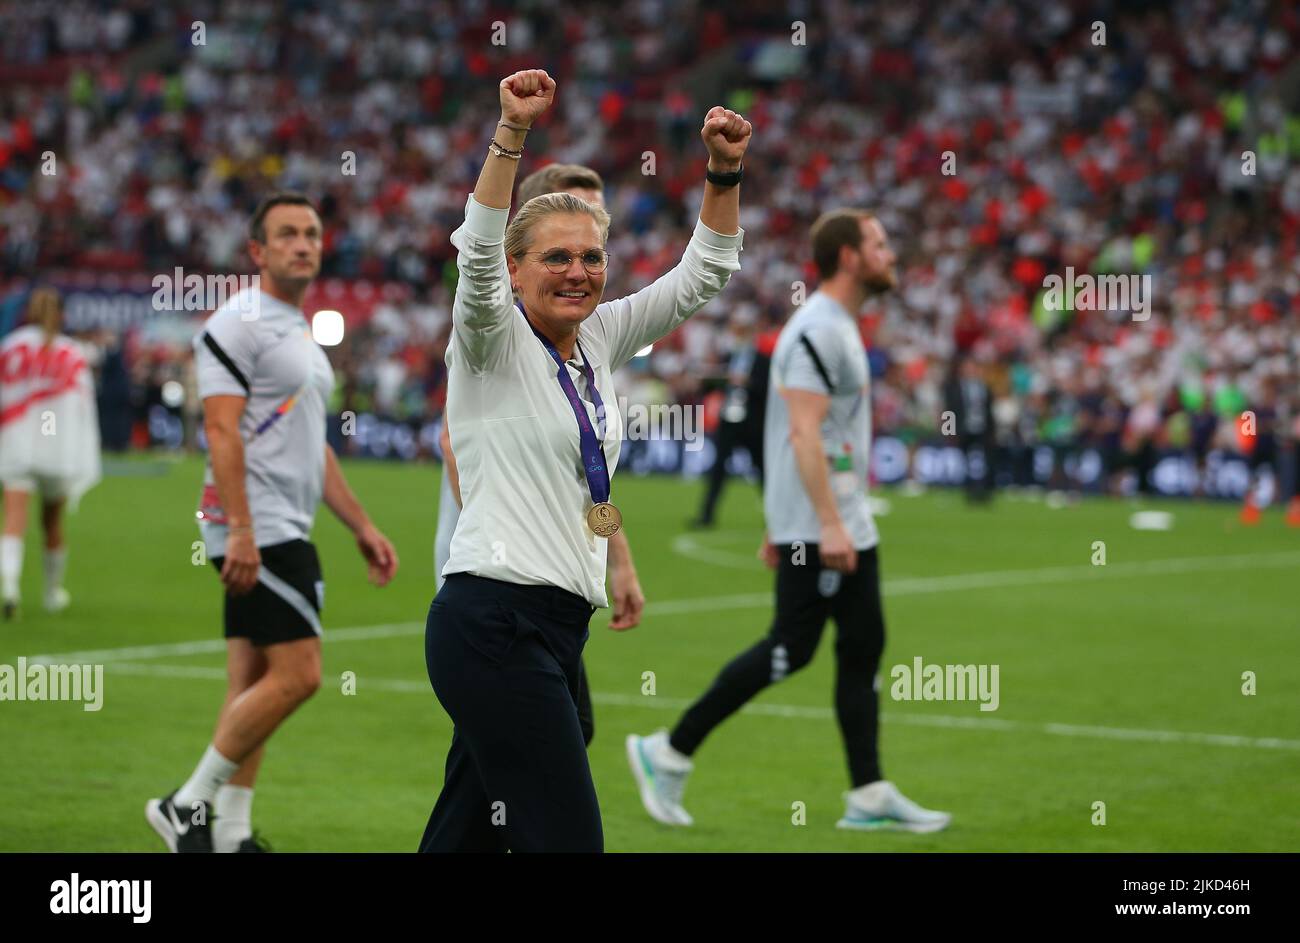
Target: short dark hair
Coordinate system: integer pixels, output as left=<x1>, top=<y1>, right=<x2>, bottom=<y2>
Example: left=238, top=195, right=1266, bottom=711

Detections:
left=810, top=209, right=874, bottom=280
left=249, top=192, right=318, bottom=243
left=517, top=164, right=604, bottom=206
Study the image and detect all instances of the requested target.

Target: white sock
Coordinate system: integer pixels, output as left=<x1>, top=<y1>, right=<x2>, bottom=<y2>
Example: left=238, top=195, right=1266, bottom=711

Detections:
left=214, top=784, right=254, bottom=853
left=657, top=732, right=693, bottom=768
left=174, top=744, right=239, bottom=808
left=0, top=535, right=22, bottom=601
left=849, top=780, right=888, bottom=806
left=44, top=546, right=67, bottom=595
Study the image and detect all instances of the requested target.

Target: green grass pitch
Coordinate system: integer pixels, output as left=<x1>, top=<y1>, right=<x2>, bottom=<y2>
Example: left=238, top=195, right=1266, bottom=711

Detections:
left=1, top=455, right=1297, bottom=851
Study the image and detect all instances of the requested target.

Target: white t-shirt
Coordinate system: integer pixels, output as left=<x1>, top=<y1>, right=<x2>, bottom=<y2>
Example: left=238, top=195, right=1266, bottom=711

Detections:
left=442, top=194, right=743, bottom=606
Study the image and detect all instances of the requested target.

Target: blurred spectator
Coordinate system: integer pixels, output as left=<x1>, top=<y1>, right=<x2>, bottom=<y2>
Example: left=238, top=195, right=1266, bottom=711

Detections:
left=944, top=357, right=995, bottom=502
left=0, top=0, right=1296, bottom=502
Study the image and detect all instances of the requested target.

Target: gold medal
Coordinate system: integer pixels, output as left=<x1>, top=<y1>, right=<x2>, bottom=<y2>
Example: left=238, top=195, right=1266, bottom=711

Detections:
left=586, top=501, right=622, bottom=537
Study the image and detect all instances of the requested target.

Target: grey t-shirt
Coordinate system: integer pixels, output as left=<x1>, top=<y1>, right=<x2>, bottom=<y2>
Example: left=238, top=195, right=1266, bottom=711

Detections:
left=763, top=291, right=879, bottom=550
left=193, top=288, right=335, bottom=557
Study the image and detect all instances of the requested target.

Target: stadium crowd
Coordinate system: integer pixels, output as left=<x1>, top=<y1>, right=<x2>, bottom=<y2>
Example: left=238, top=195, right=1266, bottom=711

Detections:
left=2, top=0, right=1299, bottom=499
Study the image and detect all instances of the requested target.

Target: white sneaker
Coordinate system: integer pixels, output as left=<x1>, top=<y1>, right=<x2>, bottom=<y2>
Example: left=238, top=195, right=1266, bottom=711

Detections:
left=626, top=730, right=694, bottom=826
left=44, top=587, right=70, bottom=613
left=836, top=780, right=951, bottom=833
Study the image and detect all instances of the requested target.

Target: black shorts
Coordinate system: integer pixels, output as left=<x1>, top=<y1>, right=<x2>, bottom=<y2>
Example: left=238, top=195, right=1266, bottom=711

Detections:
left=211, top=539, right=323, bottom=646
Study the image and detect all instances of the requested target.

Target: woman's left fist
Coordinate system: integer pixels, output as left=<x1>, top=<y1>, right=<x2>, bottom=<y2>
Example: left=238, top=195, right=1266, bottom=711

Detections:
left=701, top=106, right=752, bottom=171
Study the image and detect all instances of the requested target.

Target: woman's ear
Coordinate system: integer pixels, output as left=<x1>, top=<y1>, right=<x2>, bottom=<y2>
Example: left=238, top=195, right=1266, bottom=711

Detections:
left=506, top=255, right=520, bottom=294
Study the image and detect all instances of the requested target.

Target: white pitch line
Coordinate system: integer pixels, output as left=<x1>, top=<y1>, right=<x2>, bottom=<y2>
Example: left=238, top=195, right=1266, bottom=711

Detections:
left=26, top=621, right=425, bottom=666
left=881, top=549, right=1300, bottom=595
left=670, top=532, right=759, bottom=569
left=27, top=549, right=1300, bottom=665
left=100, top=661, right=1300, bottom=752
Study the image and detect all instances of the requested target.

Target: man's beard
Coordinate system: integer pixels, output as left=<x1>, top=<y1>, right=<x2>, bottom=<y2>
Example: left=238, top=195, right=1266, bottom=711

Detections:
left=864, top=270, right=895, bottom=296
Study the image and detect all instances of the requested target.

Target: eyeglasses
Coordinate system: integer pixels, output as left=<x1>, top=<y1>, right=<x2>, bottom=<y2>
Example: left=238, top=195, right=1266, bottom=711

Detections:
left=527, top=249, right=610, bottom=275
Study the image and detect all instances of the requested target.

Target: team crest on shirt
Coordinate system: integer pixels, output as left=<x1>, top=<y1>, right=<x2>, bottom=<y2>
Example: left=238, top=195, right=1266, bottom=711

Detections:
left=817, top=569, right=842, bottom=597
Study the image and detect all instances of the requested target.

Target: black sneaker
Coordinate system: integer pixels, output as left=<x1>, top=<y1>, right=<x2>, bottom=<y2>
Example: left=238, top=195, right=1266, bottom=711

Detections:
left=145, top=791, right=214, bottom=853
left=1, top=599, right=16, bottom=622
left=237, top=832, right=273, bottom=853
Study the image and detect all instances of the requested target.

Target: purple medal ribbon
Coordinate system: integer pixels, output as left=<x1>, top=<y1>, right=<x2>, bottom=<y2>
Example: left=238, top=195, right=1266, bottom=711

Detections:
left=519, top=303, right=611, bottom=506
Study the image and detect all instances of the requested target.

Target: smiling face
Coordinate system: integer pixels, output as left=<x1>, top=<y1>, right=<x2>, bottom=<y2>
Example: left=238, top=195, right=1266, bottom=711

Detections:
left=507, top=212, right=607, bottom=334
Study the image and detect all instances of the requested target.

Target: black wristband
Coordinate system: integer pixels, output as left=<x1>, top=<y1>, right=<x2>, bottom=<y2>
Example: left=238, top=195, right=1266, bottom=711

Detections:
left=706, top=164, right=743, bottom=188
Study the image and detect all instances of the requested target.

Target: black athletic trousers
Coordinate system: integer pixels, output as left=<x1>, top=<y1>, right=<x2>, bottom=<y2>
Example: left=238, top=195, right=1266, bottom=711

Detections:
left=576, top=659, right=595, bottom=745
left=419, top=573, right=602, bottom=853
left=670, top=544, right=886, bottom=787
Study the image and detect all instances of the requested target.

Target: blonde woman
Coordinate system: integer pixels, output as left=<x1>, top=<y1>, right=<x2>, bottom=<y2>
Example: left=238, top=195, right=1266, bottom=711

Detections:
left=420, top=69, right=750, bottom=852
left=434, top=162, right=645, bottom=753
left=0, top=289, right=101, bottom=619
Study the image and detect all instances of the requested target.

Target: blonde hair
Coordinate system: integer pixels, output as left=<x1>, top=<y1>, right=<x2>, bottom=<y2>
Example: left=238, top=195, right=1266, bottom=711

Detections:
left=27, top=287, right=62, bottom=344
left=504, top=193, right=611, bottom=262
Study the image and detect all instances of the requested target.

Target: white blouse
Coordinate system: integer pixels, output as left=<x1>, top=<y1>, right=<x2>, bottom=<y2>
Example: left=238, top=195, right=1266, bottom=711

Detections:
left=442, top=193, right=744, bottom=606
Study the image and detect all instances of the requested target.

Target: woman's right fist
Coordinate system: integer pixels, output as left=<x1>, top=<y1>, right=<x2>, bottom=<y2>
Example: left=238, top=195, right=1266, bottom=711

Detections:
left=499, top=70, right=556, bottom=129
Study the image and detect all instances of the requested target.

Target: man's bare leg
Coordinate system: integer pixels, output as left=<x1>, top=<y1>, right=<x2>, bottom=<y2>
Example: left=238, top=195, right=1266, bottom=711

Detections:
left=213, top=639, right=269, bottom=851
left=212, top=635, right=322, bottom=758
left=171, top=635, right=320, bottom=814
left=149, top=628, right=322, bottom=853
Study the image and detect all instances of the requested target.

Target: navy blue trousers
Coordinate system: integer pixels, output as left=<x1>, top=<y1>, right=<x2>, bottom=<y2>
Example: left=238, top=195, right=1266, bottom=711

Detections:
left=419, top=574, right=601, bottom=853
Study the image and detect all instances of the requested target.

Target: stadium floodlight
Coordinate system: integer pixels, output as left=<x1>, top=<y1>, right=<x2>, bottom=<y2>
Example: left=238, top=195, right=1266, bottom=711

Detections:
left=161, top=380, right=184, bottom=408
left=312, top=309, right=345, bottom=346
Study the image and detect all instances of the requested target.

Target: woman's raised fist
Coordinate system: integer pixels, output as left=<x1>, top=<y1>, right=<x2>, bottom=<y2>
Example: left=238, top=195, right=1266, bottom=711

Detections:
left=499, top=70, right=557, bottom=129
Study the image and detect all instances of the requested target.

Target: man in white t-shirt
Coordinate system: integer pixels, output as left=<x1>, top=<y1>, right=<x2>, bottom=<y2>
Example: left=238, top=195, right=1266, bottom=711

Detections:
left=629, top=210, right=951, bottom=834
left=146, top=194, right=398, bottom=853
